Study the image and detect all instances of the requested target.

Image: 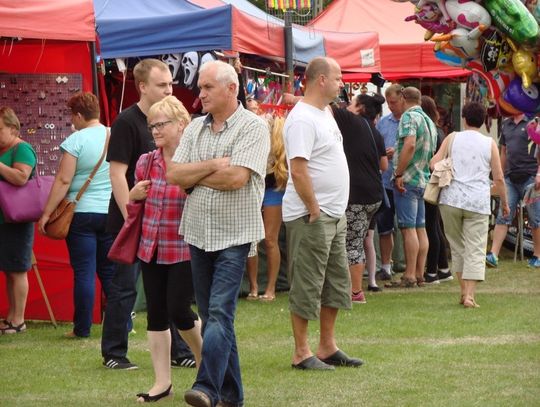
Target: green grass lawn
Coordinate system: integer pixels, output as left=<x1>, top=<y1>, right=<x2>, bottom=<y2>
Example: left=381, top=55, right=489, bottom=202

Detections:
left=1, top=251, right=540, bottom=406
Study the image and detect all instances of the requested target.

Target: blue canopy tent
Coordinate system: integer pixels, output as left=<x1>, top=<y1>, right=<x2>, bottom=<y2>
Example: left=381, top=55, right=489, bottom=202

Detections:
left=93, top=0, right=233, bottom=58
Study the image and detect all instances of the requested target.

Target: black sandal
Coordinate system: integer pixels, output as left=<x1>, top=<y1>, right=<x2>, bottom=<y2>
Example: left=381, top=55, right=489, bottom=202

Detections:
left=1, top=321, right=26, bottom=334
left=136, top=384, right=172, bottom=402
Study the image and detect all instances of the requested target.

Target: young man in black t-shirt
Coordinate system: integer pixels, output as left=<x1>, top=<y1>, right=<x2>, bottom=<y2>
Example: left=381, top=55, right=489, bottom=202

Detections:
left=101, top=58, right=194, bottom=370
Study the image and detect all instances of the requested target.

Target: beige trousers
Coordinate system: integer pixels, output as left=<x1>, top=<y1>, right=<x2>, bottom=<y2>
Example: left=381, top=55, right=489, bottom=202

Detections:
left=439, top=204, right=489, bottom=281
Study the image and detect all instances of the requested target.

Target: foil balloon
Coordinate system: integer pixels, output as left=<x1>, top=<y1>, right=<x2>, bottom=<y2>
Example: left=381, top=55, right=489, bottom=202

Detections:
left=479, top=28, right=512, bottom=72
left=432, top=26, right=487, bottom=60
left=445, top=0, right=492, bottom=30
left=508, top=39, right=538, bottom=89
left=483, top=0, right=540, bottom=45
left=498, top=95, right=523, bottom=116
left=526, top=117, right=540, bottom=144
left=435, top=49, right=465, bottom=67
left=503, top=77, right=540, bottom=114
left=405, top=3, right=455, bottom=39
left=467, top=60, right=514, bottom=100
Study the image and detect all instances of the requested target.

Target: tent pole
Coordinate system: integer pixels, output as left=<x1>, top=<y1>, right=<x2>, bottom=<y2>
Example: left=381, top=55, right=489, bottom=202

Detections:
left=90, top=41, right=99, bottom=99
left=284, top=11, right=294, bottom=92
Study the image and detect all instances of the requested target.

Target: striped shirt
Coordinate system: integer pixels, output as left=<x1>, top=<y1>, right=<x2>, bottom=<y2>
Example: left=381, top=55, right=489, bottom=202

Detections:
left=172, top=104, right=270, bottom=251
left=135, top=149, right=190, bottom=264
left=394, top=106, right=437, bottom=188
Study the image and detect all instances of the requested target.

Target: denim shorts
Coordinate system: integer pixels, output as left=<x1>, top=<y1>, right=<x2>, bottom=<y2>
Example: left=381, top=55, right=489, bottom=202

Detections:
left=496, top=175, right=540, bottom=228
left=262, top=187, right=285, bottom=207
left=393, top=183, right=426, bottom=229
left=0, top=222, right=34, bottom=272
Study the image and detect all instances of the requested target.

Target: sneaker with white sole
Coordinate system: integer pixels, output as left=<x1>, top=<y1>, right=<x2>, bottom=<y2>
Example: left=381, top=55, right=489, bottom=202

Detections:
left=437, top=270, right=454, bottom=282
left=423, top=273, right=440, bottom=284
left=376, top=268, right=393, bottom=281
left=351, top=291, right=367, bottom=304
left=528, top=256, right=540, bottom=268
left=103, top=357, right=138, bottom=370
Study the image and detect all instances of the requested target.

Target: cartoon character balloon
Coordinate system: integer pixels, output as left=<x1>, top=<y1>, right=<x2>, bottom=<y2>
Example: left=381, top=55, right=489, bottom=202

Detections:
left=445, top=0, right=492, bottom=30
left=503, top=77, right=540, bottom=114
left=432, top=26, right=487, bottom=60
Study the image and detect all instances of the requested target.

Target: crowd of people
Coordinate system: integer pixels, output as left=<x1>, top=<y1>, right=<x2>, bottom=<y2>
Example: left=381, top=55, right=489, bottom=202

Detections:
left=0, top=53, right=534, bottom=406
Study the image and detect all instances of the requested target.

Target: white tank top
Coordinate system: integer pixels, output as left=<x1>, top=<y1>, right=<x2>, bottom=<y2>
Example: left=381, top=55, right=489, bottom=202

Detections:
left=439, top=130, right=492, bottom=215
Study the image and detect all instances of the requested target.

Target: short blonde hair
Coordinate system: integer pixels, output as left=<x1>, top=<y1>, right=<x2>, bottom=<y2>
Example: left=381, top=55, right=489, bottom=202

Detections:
left=133, top=58, right=169, bottom=94
left=0, top=107, right=21, bottom=132
left=148, top=95, right=190, bottom=127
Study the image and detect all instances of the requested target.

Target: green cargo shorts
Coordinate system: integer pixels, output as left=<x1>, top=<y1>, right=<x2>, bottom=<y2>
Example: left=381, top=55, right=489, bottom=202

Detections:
left=285, top=212, right=352, bottom=321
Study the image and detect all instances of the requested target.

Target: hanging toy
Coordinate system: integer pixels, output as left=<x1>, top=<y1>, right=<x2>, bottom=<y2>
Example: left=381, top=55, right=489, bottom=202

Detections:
left=483, top=0, right=540, bottom=46
left=445, top=0, right=492, bottom=30
left=503, top=77, right=540, bottom=114
left=434, top=49, right=466, bottom=67
left=497, top=95, right=523, bottom=116
left=507, top=38, right=538, bottom=89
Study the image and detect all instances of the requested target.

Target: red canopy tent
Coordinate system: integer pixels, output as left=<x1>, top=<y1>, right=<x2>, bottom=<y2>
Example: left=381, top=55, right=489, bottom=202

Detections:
left=307, top=0, right=470, bottom=81
left=0, top=0, right=100, bottom=323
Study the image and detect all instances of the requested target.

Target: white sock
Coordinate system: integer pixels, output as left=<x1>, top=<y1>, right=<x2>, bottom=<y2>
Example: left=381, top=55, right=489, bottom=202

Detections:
left=381, top=263, right=391, bottom=273
left=438, top=268, right=449, bottom=274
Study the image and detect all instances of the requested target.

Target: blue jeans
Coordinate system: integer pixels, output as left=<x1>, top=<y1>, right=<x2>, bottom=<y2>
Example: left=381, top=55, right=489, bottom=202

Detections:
left=496, top=175, right=540, bottom=228
left=100, top=257, right=138, bottom=359
left=393, top=183, right=426, bottom=229
left=65, top=213, right=115, bottom=337
left=189, top=243, right=250, bottom=407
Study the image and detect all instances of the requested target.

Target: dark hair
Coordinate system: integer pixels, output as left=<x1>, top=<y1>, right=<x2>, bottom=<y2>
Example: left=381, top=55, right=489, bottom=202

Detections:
left=67, top=92, right=100, bottom=120
left=420, top=95, right=439, bottom=124
left=462, top=102, right=486, bottom=128
left=356, top=93, right=385, bottom=122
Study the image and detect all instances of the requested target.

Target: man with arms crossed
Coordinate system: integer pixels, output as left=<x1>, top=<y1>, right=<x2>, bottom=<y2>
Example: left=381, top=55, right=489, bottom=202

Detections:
left=167, top=60, right=269, bottom=407
left=283, top=56, right=362, bottom=371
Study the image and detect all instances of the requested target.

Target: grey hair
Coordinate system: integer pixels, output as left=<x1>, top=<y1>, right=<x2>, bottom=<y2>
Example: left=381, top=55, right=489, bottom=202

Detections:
left=199, top=60, right=239, bottom=96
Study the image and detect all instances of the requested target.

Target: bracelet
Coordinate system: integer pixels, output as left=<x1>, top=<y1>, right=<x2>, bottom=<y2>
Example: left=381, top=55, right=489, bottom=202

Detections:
left=394, top=174, right=403, bottom=178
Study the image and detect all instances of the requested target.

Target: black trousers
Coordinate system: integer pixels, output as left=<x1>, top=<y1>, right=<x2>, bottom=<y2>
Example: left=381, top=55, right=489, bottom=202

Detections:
left=425, top=202, right=449, bottom=274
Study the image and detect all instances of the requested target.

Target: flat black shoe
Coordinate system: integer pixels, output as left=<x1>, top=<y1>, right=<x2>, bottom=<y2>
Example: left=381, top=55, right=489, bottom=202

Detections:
left=367, top=285, right=382, bottom=292
left=137, top=384, right=172, bottom=402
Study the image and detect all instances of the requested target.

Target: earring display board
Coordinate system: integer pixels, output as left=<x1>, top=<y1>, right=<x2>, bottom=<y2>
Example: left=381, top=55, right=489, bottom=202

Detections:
left=0, top=73, right=83, bottom=176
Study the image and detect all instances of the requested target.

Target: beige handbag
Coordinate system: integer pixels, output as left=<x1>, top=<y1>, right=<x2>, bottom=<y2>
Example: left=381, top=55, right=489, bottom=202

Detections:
left=423, top=132, right=456, bottom=205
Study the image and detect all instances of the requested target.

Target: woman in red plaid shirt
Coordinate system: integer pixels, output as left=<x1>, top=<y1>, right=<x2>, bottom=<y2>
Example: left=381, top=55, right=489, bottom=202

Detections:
left=130, top=96, right=202, bottom=403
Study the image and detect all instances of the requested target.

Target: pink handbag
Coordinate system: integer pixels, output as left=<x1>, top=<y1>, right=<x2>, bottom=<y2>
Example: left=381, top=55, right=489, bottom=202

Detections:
left=107, top=151, right=155, bottom=264
left=0, top=143, right=54, bottom=223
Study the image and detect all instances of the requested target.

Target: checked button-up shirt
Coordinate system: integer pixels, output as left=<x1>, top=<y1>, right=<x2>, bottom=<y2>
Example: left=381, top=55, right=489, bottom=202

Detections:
left=172, top=104, right=270, bottom=252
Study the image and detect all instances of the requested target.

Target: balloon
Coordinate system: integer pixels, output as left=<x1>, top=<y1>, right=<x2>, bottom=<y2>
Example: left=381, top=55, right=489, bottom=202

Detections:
left=483, top=0, right=539, bottom=45
left=526, top=117, right=540, bottom=144
left=431, top=26, right=487, bottom=60
left=405, top=3, right=455, bottom=38
left=445, top=0, right=491, bottom=30
left=434, top=49, right=465, bottom=67
left=503, top=77, right=540, bottom=114
left=479, top=28, right=513, bottom=72
left=467, top=60, right=514, bottom=100
left=508, top=39, right=538, bottom=89
left=497, top=95, right=523, bottom=116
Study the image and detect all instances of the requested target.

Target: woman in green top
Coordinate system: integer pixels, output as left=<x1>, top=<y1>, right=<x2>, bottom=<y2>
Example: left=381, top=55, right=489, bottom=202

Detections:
left=0, top=107, right=37, bottom=334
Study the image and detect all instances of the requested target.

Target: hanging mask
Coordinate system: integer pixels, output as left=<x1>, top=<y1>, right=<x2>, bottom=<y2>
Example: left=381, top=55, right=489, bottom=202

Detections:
left=161, top=53, right=182, bottom=83
left=181, top=52, right=199, bottom=89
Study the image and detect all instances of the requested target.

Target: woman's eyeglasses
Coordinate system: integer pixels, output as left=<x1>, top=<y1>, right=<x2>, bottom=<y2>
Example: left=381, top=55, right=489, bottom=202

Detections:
left=148, top=120, right=172, bottom=132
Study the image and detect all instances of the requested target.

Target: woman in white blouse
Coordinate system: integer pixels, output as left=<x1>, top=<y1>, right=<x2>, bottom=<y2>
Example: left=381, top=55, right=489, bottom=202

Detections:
left=431, top=102, right=509, bottom=308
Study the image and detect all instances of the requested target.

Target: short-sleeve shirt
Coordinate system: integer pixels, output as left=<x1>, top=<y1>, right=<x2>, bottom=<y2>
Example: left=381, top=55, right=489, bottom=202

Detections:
left=394, top=105, right=437, bottom=188
left=106, top=104, right=155, bottom=234
left=0, top=141, right=36, bottom=224
left=283, top=101, right=349, bottom=221
left=135, top=149, right=190, bottom=264
left=172, top=104, right=270, bottom=251
left=332, top=107, right=385, bottom=204
left=60, top=125, right=111, bottom=214
left=499, top=117, right=536, bottom=179
left=376, top=113, right=399, bottom=189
